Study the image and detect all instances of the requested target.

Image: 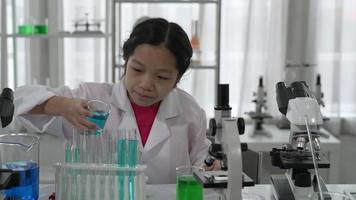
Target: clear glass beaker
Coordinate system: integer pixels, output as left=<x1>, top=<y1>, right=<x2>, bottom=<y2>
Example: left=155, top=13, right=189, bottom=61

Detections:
left=86, top=100, right=111, bottom=135
left=176, top=165, right=204, bottom=200
left=0, top=133, right=40, bottom=200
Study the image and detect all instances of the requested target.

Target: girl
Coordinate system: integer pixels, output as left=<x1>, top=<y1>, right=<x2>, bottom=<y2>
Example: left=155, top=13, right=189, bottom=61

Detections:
left=15, top=18, right=215, bottom=184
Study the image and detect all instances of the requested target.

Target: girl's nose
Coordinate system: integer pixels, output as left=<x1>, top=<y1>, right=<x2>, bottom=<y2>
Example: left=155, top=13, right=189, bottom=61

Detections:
left=139, top=75, right=154, bottom=90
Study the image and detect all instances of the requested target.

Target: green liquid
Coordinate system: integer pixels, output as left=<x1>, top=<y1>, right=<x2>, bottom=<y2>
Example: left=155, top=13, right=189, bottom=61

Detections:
left=176, top=175, right=203, bottom=200
left=34, top=25, right=48, bottom=34
left=18, top=25, right=34, bottom=35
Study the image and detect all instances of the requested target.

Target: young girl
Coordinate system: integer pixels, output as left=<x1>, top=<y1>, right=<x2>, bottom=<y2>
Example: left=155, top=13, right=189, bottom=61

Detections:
left=14, top=18, right=213, bottom=184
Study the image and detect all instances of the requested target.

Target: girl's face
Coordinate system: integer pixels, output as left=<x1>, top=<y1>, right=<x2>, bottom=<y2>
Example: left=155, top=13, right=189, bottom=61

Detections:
left=125, top=44, right=179, bottom=107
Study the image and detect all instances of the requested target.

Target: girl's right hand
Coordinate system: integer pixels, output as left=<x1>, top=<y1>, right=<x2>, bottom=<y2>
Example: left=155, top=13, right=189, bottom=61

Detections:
left=58, top=98, right=97, bottom=130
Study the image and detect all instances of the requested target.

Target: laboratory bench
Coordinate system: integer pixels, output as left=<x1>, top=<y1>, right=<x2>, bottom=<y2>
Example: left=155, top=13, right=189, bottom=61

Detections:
left=240, top=124, right=341, bottom=183
left=39, top=183, right=356, bottom=200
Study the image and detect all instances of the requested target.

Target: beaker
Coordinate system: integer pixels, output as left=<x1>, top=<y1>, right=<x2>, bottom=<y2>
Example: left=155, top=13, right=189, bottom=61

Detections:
left=18, top=17, right=34, bottom=35
left=86, top=100, right=111, bottom=135
left=0, top=133, right=40, bottom=200
left=34, top=18, right=48, bottom=34
left=176, top=165, right=204, bottom=200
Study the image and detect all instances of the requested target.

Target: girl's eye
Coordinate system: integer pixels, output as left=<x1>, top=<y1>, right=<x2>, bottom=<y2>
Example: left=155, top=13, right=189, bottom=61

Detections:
left=158, top=76, right=169, bottom=80
left=132, top=67, right=142, bottom=72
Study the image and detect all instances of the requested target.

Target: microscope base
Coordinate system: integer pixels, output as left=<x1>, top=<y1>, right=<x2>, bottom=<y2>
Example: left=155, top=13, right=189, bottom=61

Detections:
left=271, top=174, right=331, bottom=200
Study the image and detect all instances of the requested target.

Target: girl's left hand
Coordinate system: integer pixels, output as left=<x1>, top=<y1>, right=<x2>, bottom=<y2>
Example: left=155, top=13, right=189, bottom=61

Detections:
left=203, top=160, right=221, bottom=171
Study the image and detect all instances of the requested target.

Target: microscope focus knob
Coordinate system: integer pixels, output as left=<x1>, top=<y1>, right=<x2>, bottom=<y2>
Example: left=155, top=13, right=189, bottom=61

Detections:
left=209, top=118, right=217, bottom=136
left=237, top=117, right=245, bottom=135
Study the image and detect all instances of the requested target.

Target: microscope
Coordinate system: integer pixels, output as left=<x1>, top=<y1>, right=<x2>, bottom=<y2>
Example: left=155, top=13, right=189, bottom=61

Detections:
left=194, top=84, right=254, bottom=200
left=0, top=88, right=14, bottom=128
left=314, top=74, right=330, bottom=138
left=314, top=74, right=324, bottom=107
left=246, top=76, right=272, bottom=136
left=270, top=81, right=330, bottom=200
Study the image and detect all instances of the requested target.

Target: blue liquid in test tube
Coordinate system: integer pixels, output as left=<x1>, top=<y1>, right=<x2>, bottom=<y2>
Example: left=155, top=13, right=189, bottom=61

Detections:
left=117, top=136, right=126, bottom=200
left=128, top=131, right=138, bottom=200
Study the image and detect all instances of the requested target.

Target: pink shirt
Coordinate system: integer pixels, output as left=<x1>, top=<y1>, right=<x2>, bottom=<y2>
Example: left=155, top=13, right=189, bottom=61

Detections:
left=131, top=101, right=160, bottom=146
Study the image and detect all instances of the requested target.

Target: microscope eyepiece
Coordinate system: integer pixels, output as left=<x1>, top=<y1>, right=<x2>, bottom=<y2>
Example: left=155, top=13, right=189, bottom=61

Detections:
left=215, top=84, right=231, bottom=110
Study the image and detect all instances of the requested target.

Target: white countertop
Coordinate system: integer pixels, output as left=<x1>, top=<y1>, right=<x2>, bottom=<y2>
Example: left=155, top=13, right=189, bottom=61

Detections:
left=39, top=184, right=356, bottom=200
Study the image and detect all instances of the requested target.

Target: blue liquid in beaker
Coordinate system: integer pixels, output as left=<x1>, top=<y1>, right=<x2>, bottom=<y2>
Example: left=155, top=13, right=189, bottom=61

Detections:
left=86, top=111, right=109, bottom=134
left=1, top=161, right=39, bottom=200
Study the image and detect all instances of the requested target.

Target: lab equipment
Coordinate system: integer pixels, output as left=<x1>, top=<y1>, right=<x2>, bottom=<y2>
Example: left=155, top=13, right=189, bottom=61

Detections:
left=270, top=81, right=330, bottom=200
left=0, top=88, right=14, bottom=128
left=245, top=76, right=272, bottom=137
left=18, top=24, right=34, bottom=35
left=18, top=18, right=48, bottom=35
left=54, top=163, right=146, bottom=200
left=0, top=133, right=40, bottom=200
left=127, top=130, right=138, bottom=200
left=86, top=100, right=110, bottom=135
left=191, top=20, right=201, bottom=64
left=176, top=166, right=203, bottom=200
left=73, top=13, right=104, bottom=34
left=197, top=84, right=254, bottom=200
left=314, top=74, right=325, bottom=107
left=34, top=19, right=48, bottom=34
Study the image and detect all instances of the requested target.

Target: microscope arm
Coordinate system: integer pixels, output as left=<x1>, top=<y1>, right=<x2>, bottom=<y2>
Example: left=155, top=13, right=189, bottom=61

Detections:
left=221, top=119, right=243, bottom=200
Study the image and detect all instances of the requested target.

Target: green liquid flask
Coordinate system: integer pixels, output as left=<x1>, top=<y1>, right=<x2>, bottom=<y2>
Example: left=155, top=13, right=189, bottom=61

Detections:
left=34, top=25, right=48, bottom=34
left=176, top=166, right=204, bottom=200
left=18, top=25, right=34, bottom=35
left=176, top=175, right=203, bottom=200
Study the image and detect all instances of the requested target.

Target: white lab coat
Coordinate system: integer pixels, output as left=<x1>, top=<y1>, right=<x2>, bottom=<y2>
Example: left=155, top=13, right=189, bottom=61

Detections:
left=14, top=79, right=210, bottom=184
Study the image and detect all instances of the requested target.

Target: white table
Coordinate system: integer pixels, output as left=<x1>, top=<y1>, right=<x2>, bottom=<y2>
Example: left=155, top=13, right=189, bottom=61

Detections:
left=39, top=184, right=356, bottom=200
left=240, top=124, right=341, bottom=183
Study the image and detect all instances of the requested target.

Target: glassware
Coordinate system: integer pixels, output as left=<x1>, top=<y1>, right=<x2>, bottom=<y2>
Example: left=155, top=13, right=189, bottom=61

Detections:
left=0, top=133, right=40, bottom=200
left=54, top=163, right=146, bottom=200
left=34, top=18, right=48, bottom=34
left=176, top=165, right=204, bottom=200
left=308, top=191, right=351, bottom=200
left=191, top=20, right=201, bottom=64
left=86, top=100, right=111, bottom=135
left=18, top=17, right=34, bottom=35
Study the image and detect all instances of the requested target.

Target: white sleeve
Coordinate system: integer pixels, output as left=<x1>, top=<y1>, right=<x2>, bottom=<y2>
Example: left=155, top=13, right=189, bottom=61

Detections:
left=14, top=84, right=88, bottom=138
left=190, top=108, right=211, bottom=167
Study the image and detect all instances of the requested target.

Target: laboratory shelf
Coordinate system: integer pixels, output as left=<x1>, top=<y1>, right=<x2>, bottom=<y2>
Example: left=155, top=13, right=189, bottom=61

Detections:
left=114, top=0, right=221, bottom=87
left=116, top=0, right=218, bottom=4
left=6, top=33, right=111, bottom=39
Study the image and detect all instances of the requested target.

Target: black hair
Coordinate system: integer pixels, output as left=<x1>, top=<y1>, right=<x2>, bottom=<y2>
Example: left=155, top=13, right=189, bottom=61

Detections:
left=123, top=18, right=192, bottom=79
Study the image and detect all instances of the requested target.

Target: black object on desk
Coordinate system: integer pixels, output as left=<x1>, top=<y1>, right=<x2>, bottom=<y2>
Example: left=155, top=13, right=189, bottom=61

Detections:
left=193, top=170, right=254, bottom=188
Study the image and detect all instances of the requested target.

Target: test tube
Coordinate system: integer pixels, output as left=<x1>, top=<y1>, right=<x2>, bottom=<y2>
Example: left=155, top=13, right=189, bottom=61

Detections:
left=117, top=129, right=127, bottom=200
left=71, top=129, right=80, bottom=200
left=127, top=129, right=138, bottom=200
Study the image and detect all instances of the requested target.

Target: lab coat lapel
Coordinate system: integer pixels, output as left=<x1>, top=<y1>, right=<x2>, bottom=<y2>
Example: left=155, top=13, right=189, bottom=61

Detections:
left=143, top=89, right=181, bottom=153
left=109, top=79, right=144, bottom=152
